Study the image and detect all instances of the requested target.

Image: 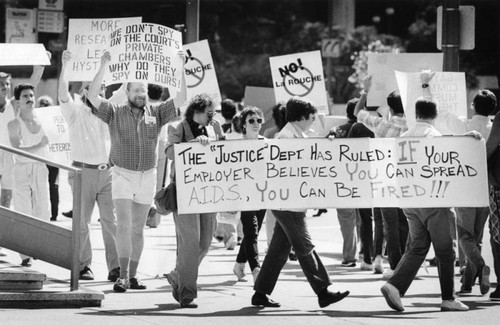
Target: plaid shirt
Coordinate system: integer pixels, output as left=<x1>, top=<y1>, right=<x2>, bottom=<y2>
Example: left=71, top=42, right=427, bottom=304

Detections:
left=357, top=110, right=408, bottom=138
left=93, top=99, right=177, bottom=171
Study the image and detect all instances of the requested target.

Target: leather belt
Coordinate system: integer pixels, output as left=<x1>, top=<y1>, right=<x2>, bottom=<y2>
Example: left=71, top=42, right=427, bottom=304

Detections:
left=72, top=161, right=110, bottom=170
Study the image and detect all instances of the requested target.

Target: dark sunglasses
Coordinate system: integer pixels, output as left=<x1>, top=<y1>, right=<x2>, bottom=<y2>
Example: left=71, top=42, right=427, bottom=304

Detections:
left=248, top=118, right=263, bottom=124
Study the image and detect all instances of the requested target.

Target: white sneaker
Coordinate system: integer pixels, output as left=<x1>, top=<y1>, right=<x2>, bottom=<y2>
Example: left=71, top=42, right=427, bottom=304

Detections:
left=233, top=262, right=248, bottom=282
left=252, top=267, right=260, bottom=282
left=441, top=299, right=469, bottom=311
left=381, top=283, right=404, bottom=311
left=383, top=268, right=394, bottom=279
left=373, top=255, right=384, bottom=274
left=360, top=262, right=373, bottom=271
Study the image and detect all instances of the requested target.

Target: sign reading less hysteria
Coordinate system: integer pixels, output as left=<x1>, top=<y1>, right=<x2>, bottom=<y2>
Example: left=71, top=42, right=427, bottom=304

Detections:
left=174, top=137, right=488, bottom=214
left=270, top=51, right=328, bottom=114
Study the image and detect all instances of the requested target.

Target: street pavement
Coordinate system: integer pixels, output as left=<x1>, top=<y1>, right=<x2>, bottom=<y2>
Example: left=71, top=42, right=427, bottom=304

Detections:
left=1, top=171, right=499, bottom=324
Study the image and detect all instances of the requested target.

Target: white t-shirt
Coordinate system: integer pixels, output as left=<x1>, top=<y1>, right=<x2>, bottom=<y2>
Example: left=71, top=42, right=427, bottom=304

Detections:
left=0, top=98, right=15, bottom=146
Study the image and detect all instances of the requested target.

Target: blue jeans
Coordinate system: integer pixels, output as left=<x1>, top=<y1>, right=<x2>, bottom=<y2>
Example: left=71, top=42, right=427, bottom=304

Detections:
left=388, top=208, right=456, bottom=300
left=254, top=210, right=332, bottom=295
left=456, top=207, right=489, bottom=289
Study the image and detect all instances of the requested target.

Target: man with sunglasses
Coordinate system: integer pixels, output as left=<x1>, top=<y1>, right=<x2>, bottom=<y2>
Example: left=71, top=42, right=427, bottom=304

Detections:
left=251, top=97, right=350, bottom=308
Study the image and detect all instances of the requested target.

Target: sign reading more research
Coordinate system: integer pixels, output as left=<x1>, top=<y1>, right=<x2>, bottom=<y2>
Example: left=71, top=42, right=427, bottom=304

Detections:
left=105, top=22, right=183, bottom=96
left=270, top=51, right=328, bottom=114
left=67, top=17, right=142, bottom=81
left=183, top=40, right=221, bottom=106
left=174, top=137, right=488, bottom=214
left=395, top=71, right=467, bottom=132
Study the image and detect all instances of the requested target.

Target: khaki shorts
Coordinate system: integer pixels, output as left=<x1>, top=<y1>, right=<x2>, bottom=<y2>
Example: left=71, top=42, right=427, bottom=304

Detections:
left=112, top=166, right=157, bottom=205
left=0, top=151, right=14, bottom=190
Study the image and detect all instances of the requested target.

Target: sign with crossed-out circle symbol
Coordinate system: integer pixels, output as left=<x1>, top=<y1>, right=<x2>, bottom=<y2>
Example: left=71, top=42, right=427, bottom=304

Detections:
left=185, top=55, right=206, bottom=88
left=282, top=66, right=315, bottom=98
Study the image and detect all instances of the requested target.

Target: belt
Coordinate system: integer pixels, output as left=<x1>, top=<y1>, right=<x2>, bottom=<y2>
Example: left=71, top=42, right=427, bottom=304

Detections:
left=72, top=161, right=110, bottom=170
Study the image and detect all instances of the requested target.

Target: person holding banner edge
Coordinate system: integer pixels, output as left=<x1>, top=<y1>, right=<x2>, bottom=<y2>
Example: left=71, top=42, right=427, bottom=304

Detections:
left=380, top=70, right=481, bottom=312
left=165, top=93, right=224, bottom=308
left=58, top=50, right=120, bottom=282
left=251, top=97, right=349, bottom=308
left=88, top=51, right=181, bottom=292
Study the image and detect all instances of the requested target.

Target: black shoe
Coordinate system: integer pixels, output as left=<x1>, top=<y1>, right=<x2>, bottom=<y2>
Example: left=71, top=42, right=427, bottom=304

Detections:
left=21, top=258, right=32, bottom=267
left=79, top=266, right=94, bottom=280
left=313, top=209, right=327, bottom=217
left=340, top=261, right=356, bottom=267
left=50, top=217, right=57, bottom=221
left=107, top=267, right=120, bottom=282
left=318, top=290, right=350, bottom=308
left=289, top=252, right=298, bottom=261
left=129, top=277, right=146, bottom=289
left=251, top=292, right=281, bottom=307
left=490, top=287, right=500, bottom=301
left=62, top=210, right=73, bottom=218
left=180, top=299, right=198, bottom=308
left=113, top=278, right=129, bottom=292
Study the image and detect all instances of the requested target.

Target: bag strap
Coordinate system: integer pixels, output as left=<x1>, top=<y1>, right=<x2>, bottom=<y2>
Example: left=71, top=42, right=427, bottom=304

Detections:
left=162, top=122, right=185, bottom=188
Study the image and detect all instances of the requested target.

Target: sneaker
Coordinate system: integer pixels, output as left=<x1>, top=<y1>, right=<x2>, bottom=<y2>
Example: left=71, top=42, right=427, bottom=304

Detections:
left=21, top=258, right=32, bottom=267
left=113, top=278, right=129, bottom=293
left=383, top=268, right=394, bottom=279
left=226, top=235, right=237, bottom=250
left=441, top=298, right=469, bottom=311
left=381, top=283, right=404, bottom=311
left=490, top=287, right=500, bottom=301
left=252, top=267, right=260, bottom=282
left=79, top=266, right=94, bottom=280
left=480, top=265, right=491, bottom=295
left=108, top=267, right=120, bottom=282
left=373, top=255, right=384, bottom=274
left=233, top=262, right=248, bottom=282
left=340, top=260, right=356, bottom=267
left=129, top=277, right=146, bottom=290
left=361, top=262, right=373, bottom=271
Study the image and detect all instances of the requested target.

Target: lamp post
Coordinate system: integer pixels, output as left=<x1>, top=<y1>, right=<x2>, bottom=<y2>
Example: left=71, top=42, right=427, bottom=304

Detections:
left=442, top=0, right=460, bottom=71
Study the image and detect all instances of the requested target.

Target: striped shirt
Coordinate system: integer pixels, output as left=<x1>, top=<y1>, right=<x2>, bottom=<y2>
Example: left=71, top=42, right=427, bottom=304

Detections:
left=357, top=110, right=408, bottom=138
left=93, top=99, right=177, bottom=171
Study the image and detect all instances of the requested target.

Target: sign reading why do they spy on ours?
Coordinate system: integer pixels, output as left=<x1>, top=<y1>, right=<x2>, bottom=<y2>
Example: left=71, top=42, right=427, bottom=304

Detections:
left=270, top=50, right=328, bottom=115
left=104, top=22, right=183, bottom=95
left=174, top=137, right=488, bottom=214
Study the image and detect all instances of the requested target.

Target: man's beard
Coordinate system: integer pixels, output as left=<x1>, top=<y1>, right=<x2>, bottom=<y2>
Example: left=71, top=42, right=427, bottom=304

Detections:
left=129, top=97, right=146, bottom=108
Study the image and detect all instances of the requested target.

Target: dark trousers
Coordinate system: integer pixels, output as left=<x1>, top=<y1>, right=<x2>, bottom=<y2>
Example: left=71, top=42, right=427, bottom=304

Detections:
left=359, top=208, right=373, bottom=264
left=236, top=209, right=266, bottom=270
left=381, top=207, right=409, bottom=270
left=47, top=165, right=59, bottom=219
left=373, top=208, right=384, bottom=256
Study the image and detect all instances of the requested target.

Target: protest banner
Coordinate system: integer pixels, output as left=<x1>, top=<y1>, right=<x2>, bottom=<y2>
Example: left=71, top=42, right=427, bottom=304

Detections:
left=36, top=106, right=71, bottom=165
left=0, top=44, right=50, bottom=66
left=269, top=51, right=328, bottom=115
left=67, top=17, right=142, bottom=81
left=367, top=53, right=443, bottom=107
left=395, top=71, right=467, bottom=132
left=104, top=22, right=183, bottom=95
left=174, top=136, right=488, bottom=214
left=183, top=40, right=221, bottom=106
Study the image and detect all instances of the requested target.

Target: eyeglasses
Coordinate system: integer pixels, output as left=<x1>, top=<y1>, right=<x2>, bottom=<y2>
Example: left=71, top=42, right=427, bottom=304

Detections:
left=248, top=118, right=263, bottom=124
left=206, top=111, right=215, bottom=117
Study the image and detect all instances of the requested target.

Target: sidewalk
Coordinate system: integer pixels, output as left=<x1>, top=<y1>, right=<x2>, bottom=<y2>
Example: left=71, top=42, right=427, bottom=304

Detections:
left=1, top=208, right=499, bottom=325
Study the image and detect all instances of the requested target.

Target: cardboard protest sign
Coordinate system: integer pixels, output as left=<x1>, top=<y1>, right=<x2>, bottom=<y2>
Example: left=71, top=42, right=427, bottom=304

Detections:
left=269, top=51, right=328, bottom=114
left=0, top=44, right=50, bottom=66
left=367, top=53, right=443, bottom=107
left=243, top=86, right=276, bottom=135
left=183, top=40, right=221, bottom=106
left=105, top=22, right=183, bottom=95
left=67, top=17, right=142, bottom=81
left=395, top=71, right=467, bottom=132
left=36, top=106, right=71, bottom=164
left=174, top=136, right=487, bottom=214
